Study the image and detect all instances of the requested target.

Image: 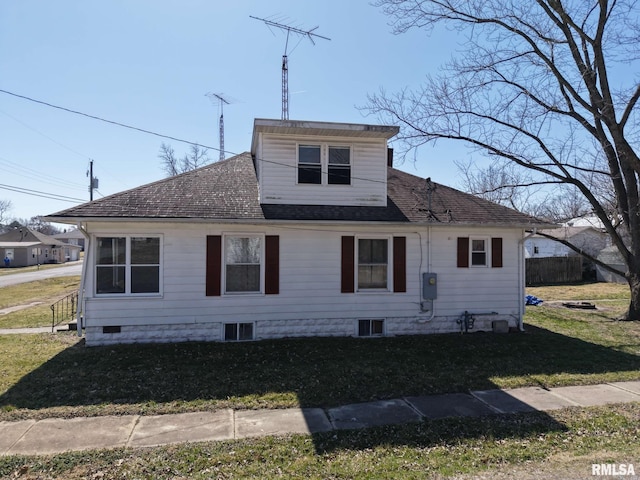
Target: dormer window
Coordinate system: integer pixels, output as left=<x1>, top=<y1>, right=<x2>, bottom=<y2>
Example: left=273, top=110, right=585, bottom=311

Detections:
left=298, top=145, right=322, bottom=184
left=297, top=144, right=352, bottom=185
left=328, top=146, right=351, bottom=185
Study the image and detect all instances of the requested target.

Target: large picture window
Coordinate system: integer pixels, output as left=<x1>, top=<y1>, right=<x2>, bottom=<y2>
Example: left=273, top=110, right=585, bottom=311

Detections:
left=357, top=238, right=389, bottom=289
left=225, top=236, right=261, bottom=293
left=96, top=236, right=161, bottom=295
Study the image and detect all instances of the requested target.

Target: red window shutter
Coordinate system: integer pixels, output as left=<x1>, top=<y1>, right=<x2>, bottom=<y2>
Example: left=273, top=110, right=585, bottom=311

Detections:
left=393, top=236, right=406, bottom=293
left=265, top=235, right=280, bottom=294
left=491, top=237, right=503, bottom=268
left=457, top=237, right=469, bottom=268
left=206, top=235, right=221, bottom=296
left=341, top=236, right=355, bottom=293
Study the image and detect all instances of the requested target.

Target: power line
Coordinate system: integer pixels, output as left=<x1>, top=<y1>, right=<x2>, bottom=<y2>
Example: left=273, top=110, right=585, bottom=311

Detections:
left=0, top=155, right=87, bottom=190
left=0, top=88, right=393, bottom=187
left=0, top=108, right=92, bottom=161
left=0, top=88, right=222, bottom=154
left=0, top=183, right=86, bottom=203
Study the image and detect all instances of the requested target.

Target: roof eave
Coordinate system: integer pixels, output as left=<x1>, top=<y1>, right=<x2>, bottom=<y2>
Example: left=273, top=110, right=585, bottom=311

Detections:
left=251, top=118, right=399, bottom=154
left=45, top=215, right=557, bottom=230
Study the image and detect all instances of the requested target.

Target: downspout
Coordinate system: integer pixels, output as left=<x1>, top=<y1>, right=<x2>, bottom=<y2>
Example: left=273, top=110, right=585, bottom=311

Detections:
left=76, top=223, right=90, bottom=338
left=517, top=228, right=537, bottom=331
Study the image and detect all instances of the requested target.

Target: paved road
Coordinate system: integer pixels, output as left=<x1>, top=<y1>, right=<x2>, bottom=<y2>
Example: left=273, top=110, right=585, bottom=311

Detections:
left=0, top=262, right=83, bottom=288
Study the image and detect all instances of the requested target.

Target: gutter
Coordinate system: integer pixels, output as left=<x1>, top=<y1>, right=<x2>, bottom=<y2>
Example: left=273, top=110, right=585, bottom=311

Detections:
left=76, top=223, right=90, bottom=338
left=45, top=215, right=555, bottom=230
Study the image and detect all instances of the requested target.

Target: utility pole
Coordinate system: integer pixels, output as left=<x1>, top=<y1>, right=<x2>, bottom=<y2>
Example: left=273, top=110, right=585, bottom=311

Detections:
left=250, top=15, right=330, bottom=120
left=87, top=160, right=98, bottom=201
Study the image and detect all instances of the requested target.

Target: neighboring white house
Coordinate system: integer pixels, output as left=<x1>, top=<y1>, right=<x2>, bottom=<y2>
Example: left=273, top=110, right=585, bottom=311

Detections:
left=54, top=229, right=86, bottom=252
left=524, top=226, right=609, bottom=259
left=47, top=118, right=550, bottom=346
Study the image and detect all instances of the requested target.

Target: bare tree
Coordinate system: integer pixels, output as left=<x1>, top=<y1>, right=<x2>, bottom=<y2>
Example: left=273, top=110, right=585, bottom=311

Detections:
left=158, top=142, right=210, bottom=177
left=454, top=158, right=545, bottom=213
left=28, top=216, right=60, bottom=235
left=0, top=199, right=12, bottom=225
left=368, top=0, right=640, bottom=320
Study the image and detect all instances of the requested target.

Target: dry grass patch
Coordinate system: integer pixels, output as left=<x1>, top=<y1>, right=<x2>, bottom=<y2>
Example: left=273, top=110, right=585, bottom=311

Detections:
left=526, top=282, right=629, bottom=301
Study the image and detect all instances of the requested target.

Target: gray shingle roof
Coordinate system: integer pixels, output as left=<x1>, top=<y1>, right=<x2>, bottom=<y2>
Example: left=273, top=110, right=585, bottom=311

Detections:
left=47, top=152, right=546, bottom=227
left=0, top=227, right=69, bottom=247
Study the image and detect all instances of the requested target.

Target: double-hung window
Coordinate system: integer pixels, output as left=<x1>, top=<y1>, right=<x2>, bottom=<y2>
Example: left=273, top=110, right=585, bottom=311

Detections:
left=96, top=236, right=161, bottom=295
left=471, top=238, right=488, bottom=267
left=328, top=146, right=351, bottom=185
left=298, top=145, right=322, bottom=184
left=225, top=235, right=261, bottom=293
left=357, top=238, right=389, bottom=290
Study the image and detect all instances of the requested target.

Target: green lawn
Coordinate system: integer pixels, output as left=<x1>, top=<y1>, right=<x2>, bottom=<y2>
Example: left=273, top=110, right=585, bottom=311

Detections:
left=0, top=276, right=80, bottom=329
left=0, top=281, right=639, bottom=478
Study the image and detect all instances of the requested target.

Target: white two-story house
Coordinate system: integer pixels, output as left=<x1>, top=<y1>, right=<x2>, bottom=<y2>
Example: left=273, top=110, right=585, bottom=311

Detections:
left=47, top=118, right=550, bottom=346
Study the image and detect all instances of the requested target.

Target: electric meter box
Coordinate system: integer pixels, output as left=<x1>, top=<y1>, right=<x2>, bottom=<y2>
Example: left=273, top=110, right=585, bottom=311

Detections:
left=422, top=273, right=438, bottom=300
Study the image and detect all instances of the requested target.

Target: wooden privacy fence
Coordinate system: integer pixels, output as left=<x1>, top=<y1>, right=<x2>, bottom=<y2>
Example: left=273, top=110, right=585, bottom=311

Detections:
left=526, top=256, right=583, bottom=286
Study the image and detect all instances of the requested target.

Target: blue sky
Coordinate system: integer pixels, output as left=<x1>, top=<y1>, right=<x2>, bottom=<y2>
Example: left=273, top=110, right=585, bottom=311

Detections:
left=0, top=1, right=470, bottom=222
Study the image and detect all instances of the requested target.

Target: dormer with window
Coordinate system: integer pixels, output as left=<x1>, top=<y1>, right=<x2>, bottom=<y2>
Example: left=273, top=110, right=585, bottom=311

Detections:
left=251, top=119, right=399, bottom=207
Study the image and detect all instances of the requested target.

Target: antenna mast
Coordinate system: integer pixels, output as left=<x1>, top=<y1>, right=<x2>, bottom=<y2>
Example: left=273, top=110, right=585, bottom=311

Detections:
left=250, top=15, right=330, bottom=120
left=206, top=92, right=231, bottom=161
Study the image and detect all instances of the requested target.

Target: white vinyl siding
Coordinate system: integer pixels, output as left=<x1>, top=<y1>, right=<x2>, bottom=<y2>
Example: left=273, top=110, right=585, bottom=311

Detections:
left=257, top=134, right=387, bottom=206
left=81, top=223, right=523, bottom=345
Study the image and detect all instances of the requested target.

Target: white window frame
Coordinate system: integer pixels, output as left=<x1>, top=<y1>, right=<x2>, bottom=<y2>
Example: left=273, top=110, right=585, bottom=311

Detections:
left=297, top=144, right=322, bottom=185
left=327, top=145, right=351, bottom=185
left=357, top=319, right=385, bottom=337
left=94, top=235, right=163, bottom=296
left=356, top=235, right=392, bottom=292
left=470, top=236, right=490, bottom=267
left=223, top=322, right=255, bottom=342
left=223, top=234, right=265, bottom=295
left=296, top=143, right=352, bottom=186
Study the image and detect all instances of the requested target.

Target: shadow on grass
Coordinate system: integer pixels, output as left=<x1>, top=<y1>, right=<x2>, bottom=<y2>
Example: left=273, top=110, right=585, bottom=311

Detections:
left=2, top=323, right=639, bottom=451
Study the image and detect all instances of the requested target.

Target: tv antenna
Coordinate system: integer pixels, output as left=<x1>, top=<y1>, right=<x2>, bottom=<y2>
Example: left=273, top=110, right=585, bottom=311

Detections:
left=205, top=92, right=231, bottom=161
left=250, top=15, right=330, bottom=120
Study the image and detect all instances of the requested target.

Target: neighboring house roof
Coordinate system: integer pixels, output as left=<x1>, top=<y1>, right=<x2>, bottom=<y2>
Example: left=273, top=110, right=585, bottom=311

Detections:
left=47, top=152, right=549, bottom=228
left=0, top=242, right=41, bottom=248
left=563, top=216, right=605, bottom=229
left=54, top=230, right=85, bottom=240
left=0, top=227, right=69, bottom=247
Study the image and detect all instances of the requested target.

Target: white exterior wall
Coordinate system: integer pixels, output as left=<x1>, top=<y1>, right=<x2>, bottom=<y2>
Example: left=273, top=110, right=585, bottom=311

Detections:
left=524, top=237, right=572, bottom=258
left=256, top=133, right=388, bottom=206
left=81, top=222, right=523, bottom=346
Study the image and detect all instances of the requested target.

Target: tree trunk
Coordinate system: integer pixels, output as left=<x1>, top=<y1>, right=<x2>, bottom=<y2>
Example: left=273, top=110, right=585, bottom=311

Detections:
left=623, top=272, right=640, bottom=321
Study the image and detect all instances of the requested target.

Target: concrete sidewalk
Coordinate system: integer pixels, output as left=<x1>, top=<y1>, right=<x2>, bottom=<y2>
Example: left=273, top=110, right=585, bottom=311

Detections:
left=1, top=381, right=639, bottom=456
